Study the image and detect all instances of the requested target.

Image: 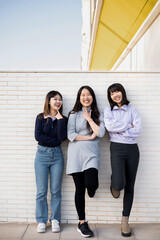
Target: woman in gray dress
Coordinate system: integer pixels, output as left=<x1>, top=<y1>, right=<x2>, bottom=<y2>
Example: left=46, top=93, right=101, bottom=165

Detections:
left=66, top=86, right=105, bottom=238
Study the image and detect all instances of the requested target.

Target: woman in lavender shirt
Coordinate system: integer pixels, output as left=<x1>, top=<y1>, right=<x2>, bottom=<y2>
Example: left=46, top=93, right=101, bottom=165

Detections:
left=104, top=83, right=142, bottom=237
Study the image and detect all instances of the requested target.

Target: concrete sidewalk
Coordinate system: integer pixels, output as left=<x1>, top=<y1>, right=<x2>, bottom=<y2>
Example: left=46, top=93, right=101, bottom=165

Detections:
left=0, top=223, right=160, bottom=240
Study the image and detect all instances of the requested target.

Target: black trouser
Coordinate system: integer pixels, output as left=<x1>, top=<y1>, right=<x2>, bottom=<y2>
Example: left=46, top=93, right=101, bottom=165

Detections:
left=72, top=168, right=99, bottom=220
left=110, top=142, right=139, bottom=217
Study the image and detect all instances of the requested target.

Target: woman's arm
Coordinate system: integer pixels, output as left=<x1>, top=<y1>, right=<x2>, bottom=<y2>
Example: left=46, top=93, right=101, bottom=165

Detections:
left=104, top=107, right=131, bottom=133
left=82, top=109, right=100, bottom=136
left=75, top=132, right=96, bottom=141
left=97, top=112, right=106, bottom=138
left=35, top=117, right=59, bottom=145
left=57, top=117, right=68, bottom=141
left=121, top=107, right=142, bottom=138
left=67, top=112, right=96, bottom=142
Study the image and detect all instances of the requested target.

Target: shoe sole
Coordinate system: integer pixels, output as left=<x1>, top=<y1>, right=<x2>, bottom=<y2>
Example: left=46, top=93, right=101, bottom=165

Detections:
left=37, top=229, right=45, bottom=233
left=121, top=231, right=132, bottom=237
left=52, top=229, right=60, bottom=233
left=77, top=228, right=92, bottom=238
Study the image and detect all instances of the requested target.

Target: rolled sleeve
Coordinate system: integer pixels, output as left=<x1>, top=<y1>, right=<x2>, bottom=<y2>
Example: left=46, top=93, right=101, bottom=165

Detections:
left=97, top=112, right=106, bottom=138
left=67, top=113, right=78, bottom=142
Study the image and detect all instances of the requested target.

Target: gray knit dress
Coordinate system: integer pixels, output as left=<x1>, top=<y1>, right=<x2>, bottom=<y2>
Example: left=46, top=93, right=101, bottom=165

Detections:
left=66, top=109, right=105, bottom=175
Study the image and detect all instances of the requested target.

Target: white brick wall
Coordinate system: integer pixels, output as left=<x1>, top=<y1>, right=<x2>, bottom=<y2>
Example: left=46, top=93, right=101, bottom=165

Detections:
left=0, top=71, right=160, bottom=223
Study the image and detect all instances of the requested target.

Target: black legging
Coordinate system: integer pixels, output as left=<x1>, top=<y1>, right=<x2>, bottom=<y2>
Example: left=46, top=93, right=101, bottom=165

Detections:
left=72, top=168, right=99, bottom=220
left=110, top=142, right=139, bottom=216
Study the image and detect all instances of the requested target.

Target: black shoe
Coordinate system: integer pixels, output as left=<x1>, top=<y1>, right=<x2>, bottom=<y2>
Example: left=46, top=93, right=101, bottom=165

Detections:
left=110, top=186, right=120, bottom=198
left=121, top=216, right=132, bottom=237
left=77, top=222, right=94, bottom=238
left=121, top=231, right=132, bottom=237
left=87, top=189, right=95, bottom=198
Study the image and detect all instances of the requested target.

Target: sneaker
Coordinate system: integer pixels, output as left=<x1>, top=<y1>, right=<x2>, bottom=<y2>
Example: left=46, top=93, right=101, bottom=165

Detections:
left=77, top=222, right=94, bottom=238
left=37, top=223, right=46, bottom=233
left=51, top=219, right=60, bottom=232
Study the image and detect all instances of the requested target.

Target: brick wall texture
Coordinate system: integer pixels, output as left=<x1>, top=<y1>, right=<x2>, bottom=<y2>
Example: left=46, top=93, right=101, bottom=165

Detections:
left=0, top=72, right=160, bottom=223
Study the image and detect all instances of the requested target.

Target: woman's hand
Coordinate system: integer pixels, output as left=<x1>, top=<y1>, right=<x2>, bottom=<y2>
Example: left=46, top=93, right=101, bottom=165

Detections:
left=55, top=110, right=63, bottom=120
left=83, top=109, right=92, bottom=122
left=75, top=133, right=96, bottom=141
left=83, top=108, right=100, bottom=137
left=90, top=132, right=96, bottom=140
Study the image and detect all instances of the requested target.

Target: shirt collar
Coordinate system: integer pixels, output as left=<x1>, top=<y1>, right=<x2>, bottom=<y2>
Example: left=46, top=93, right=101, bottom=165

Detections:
left=44, top=115, right=56, bottom=121
left=113, top=105, right=128, bottom=111
left=82, top=107, right=91, bottom=112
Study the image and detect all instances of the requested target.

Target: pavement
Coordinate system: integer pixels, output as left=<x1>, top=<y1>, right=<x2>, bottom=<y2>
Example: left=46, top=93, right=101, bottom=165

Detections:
left=0, top=223, right=160, bottom=240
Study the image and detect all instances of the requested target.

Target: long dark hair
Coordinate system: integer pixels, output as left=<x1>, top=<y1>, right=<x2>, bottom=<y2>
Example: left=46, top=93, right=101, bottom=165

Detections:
left=38, top=90, right=63, bottom=122
left=69, top=86, right=100, bottom=132
left=107, top=83, right=130, bottom=110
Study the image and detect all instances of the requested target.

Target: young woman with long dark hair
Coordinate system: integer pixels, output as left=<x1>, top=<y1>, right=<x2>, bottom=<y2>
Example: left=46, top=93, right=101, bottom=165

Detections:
left=34, top=90, right=67, bottom=233
left=66, top=86, right=105, bottom=238
left=104, top=83, right=142, bottom=237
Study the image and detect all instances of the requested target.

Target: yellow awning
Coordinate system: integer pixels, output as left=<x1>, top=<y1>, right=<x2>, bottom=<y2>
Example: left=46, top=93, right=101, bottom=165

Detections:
left=89, top=0, right=158, bottom=70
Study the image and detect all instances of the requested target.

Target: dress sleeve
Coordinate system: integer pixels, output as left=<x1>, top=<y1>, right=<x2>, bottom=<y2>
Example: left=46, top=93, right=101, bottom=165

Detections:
left=104, top=107, right=131, bottom=133
left=97, top=112, right=106, bottom=138
left=67, top=113, right=79, bottom=142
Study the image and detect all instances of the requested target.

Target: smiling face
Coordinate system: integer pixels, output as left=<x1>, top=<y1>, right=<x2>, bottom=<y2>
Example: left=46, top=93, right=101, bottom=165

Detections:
left=49, top=94, right=62, bottom=112
left=80, top=88, right=93, bottom=108
left=110, top=91, right=123, bottom=107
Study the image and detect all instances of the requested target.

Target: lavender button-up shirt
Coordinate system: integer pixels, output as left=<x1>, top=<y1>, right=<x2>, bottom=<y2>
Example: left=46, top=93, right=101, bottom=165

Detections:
left=104, top=104, right=142, bottom=144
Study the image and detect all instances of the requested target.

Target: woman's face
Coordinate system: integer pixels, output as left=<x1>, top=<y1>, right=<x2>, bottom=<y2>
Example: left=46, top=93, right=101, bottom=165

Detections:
left=80, top=88, right=93, bottom=108
left=110, top=91, right=122, bottom=106
left=49, top=94, right=62, bottom=111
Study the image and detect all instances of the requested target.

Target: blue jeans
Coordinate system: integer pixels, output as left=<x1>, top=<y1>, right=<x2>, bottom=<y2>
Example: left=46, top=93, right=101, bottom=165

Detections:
left=34, top=145, right=64, bottom=224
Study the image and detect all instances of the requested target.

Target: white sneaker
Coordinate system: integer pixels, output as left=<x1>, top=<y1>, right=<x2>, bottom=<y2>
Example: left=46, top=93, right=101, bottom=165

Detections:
left=51, top=219, right=60, bottom=232
left=37, top=223, right=46, bottom=233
